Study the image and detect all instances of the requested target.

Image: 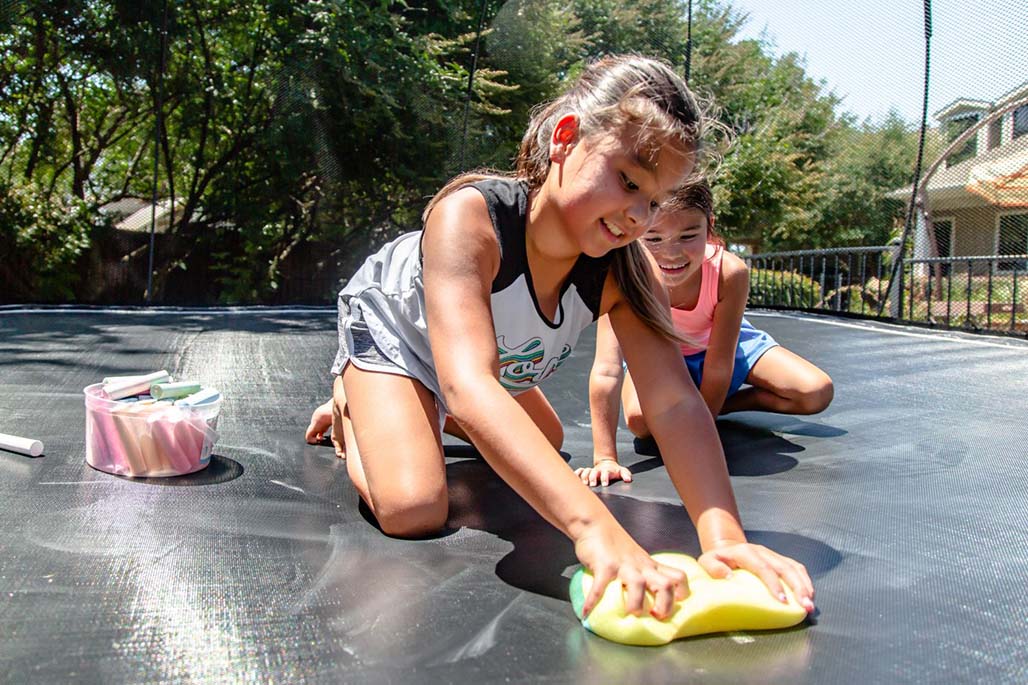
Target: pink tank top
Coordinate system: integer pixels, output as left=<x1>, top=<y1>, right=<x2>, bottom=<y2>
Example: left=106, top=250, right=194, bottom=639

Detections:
left=670, top=243, right=723, bottom=356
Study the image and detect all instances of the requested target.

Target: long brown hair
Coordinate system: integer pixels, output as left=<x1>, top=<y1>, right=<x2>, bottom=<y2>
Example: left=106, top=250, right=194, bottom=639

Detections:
left=424, top=55, right=707, bottom=343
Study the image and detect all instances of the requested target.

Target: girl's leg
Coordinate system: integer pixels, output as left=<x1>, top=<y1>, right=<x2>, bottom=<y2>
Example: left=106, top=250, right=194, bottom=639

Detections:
left=337, top=364, right=448, bottom=538
left=620, top=370, right=652, bottom=439
left=721, top=346, right=834, bottom=415
left=513, top=386, right=564, bottom=450
left=444, top=386, right=563, bottom=451
left=328, top=378, right=563, bottom=461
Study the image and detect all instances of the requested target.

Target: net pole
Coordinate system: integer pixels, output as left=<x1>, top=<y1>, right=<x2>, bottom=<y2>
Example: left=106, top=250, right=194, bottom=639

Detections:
left=459, top=0, right=490, bottom=172
left=880, top=0, right=932, bottom=318
left=684, top=0, right=693, bottom=83
left=146, top=0, right=169, bottom=305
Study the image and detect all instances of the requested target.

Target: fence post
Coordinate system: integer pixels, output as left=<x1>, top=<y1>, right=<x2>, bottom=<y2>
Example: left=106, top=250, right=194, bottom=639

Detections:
left=889, top=245, right=902, bottom=318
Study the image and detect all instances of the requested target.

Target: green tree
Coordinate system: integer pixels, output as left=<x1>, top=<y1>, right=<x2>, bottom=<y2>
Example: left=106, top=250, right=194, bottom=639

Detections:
left=814, top=112, right=931, bottom=247
left=0, top=0, right=926, bottom=303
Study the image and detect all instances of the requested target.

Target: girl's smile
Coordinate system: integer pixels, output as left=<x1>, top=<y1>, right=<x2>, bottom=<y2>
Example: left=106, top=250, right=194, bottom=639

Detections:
left=641, top=207, right=709, bottom=288
left=600, top=217, right=628, bottom=242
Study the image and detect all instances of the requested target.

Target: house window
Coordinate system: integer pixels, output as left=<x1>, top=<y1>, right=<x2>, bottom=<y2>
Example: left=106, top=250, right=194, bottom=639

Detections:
left=997, top=213, right=1028, bottom=272
left=1013, top=105, right=1028, bottom=140
left=988, top=118, right=1002, bottom=149
left=945, top=114, right=979, bottom=167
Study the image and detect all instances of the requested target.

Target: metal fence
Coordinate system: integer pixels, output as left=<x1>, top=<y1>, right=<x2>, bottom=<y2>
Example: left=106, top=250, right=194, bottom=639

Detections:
left=745, top=247, right=1028, bottom=338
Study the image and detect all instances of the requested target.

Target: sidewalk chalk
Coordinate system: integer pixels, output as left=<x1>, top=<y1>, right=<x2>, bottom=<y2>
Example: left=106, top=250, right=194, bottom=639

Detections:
left=151, top=381, right=202, bottom=400
left=174, top=387, right=220, bottom=407
left=0, top=432, right=44, bottom=457
left=103, top=371, right=170, bottom=400
left=102, top=374, right=155, bottom=385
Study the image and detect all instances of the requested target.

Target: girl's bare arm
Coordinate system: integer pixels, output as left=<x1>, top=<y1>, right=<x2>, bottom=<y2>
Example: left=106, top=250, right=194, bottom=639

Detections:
left=698, top=253, right=749, bottom=417
left=422, top=188, right=688, bottom=618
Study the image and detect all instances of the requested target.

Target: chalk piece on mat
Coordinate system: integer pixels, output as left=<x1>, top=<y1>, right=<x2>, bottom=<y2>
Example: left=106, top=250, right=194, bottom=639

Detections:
left=569, top=552, right=807, bottom=646
left=0, top=432, right=44, bottom=457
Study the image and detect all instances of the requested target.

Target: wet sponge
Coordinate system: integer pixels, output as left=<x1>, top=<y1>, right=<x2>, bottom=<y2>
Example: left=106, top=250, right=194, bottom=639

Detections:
left=569, top=552, right=807, bottom=646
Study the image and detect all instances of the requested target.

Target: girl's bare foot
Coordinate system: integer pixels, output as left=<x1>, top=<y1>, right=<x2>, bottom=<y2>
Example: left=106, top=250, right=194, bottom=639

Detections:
left=305, top=399, right=334, bottom=445
left=306, top=398, right=347, bottom=459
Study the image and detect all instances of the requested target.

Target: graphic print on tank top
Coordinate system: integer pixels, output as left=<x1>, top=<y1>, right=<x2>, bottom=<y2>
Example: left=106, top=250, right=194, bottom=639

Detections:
left=496, top=336, right=573, bottom=389
left=475, top=179, right=611, bottom=392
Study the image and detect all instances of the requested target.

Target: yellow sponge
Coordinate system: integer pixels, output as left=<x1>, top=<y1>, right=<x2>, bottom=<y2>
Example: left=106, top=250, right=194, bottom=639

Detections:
left=569, top=552, right=807, bottom=646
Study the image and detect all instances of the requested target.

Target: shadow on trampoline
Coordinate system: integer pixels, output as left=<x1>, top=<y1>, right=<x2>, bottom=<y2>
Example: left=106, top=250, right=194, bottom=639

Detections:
left=110, top=453, right=245, bottom=486
left=438, top=459, right=842, bottom=603
left=443, top=442, right=572, bottom=464
left=631, top=419, right=814, bottom=477
left=726, top=413, right=848, bottom=438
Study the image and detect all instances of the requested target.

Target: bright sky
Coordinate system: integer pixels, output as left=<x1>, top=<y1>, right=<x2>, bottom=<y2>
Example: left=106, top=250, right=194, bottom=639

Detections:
left=731, top=0, right=1028, bottom=125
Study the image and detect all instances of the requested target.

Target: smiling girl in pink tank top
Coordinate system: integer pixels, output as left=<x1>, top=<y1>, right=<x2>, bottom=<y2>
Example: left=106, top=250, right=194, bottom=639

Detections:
left=581, top=180, right=835, bottom=488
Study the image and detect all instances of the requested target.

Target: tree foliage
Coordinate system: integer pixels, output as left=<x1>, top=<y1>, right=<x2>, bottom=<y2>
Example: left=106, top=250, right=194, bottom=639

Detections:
left=0, top=0, right=925, bottom=303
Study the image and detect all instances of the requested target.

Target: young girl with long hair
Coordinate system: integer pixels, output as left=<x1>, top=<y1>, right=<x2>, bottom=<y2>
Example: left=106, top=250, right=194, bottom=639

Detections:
left=312, top=56, right=814, bottom=618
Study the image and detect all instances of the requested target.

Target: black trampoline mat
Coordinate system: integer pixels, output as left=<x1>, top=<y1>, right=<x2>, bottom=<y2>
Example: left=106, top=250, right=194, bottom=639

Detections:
left=0, top=309, right=1025, bottom=683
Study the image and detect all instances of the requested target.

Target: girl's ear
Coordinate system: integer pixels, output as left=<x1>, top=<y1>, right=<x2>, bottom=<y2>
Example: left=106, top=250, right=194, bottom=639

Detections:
left=549, top=114, right=580, bottom=163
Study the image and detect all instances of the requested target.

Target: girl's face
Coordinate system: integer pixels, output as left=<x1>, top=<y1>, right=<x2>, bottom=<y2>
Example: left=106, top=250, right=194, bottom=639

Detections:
left=547, top=124, right=695, bottom=258
left=640, top=207, right=709, bottom=288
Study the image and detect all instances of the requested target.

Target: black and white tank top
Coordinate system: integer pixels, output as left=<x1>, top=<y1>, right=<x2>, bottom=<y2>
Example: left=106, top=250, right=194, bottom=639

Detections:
left=478, top=179, right=611, bottom=390
left=331, top=177, right=613, bottom=401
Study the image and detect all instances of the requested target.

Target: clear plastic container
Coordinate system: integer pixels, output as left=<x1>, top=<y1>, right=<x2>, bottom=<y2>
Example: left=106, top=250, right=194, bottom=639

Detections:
left=84, top=383, right=221, bottom=477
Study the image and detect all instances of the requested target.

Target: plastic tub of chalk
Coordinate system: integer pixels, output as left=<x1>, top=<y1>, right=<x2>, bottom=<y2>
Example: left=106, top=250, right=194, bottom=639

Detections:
left=83, top=383, right=222, bottom=477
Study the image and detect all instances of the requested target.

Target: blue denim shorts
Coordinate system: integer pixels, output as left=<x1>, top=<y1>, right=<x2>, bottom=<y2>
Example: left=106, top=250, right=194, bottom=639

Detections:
left=683, top=319, right=777, bottom=397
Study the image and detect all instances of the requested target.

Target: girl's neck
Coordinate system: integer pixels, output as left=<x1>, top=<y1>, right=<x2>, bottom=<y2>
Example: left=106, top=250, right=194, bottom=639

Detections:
left=667, top=265, right=704, bottom=311
left=523, top=188, right=580, bottom=321
left=525, top=187, right=580, bottom=267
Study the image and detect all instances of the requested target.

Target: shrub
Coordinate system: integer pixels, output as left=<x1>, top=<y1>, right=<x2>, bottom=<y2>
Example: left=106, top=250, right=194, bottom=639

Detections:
left=0, top=182, right=99, bottom=302
left=748, top=268, right=822, bottom=308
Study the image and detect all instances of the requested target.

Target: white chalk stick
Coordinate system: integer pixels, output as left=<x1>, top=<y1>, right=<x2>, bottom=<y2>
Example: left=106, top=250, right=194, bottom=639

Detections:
left=103, top=370, right=171, bottom=400
left=102, top=374, right=152, bottom=385
left=0, top=432, right=44, bottom=457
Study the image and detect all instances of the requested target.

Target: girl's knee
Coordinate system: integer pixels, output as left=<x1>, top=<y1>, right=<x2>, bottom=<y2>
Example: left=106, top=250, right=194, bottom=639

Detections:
left=625, top=408, right=650, bottom=439
left=798, top=375, right=834, bottom=414
left=374, top=488, right=449, bottom=538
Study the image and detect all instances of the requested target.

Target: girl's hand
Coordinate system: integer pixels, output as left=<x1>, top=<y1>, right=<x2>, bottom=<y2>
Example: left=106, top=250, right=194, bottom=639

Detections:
left=575, top=458, right=633, bottom=487
left=574, top=521, right=688, bottom=620
left=698, top=542, right=816, bottom=613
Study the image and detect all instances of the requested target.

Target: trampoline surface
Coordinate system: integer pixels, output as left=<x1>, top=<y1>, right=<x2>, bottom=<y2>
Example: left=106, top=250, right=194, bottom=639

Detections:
left=0, top=308, right=1025, bottom=684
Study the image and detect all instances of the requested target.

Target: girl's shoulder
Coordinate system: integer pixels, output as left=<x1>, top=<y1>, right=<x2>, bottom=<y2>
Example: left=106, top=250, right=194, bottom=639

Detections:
left=715, top=248, right=749, bottom=303
left=423, top=186, right=501, bottom=274
left=718, top=248, right=748, bottom=277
